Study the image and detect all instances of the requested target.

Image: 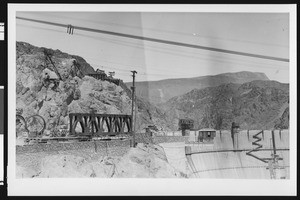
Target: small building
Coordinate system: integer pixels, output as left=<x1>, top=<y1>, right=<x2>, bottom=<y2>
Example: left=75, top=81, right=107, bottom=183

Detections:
left=197, top=128, right=216, bottom=142
left=178, top=118, right=194, bottom=136
left=108, top=71, right=115, bottom=78
left=87, top=71, right=107, bottom=80
left=96, top=69, right=105, bottom=74
left=145, top=125, right=159, bottom=136
left=231, top=122, right=240, bottom=134
left=188, top=128, right=216, bottom=143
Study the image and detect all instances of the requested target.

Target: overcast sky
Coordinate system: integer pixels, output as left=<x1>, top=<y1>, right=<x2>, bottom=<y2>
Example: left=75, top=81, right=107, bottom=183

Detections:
left=16, top=12, right=289, bottom=83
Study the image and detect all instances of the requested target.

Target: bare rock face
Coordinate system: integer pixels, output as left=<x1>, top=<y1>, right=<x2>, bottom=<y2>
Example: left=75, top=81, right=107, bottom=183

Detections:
left=16, top=41, right=167, bottom=134
left=16, top=42, right=132, bottom=133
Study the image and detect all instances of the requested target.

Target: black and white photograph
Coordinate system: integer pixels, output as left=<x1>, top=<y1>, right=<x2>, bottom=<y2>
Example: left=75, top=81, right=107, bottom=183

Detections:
left=7, top=4, right=296, bottom=196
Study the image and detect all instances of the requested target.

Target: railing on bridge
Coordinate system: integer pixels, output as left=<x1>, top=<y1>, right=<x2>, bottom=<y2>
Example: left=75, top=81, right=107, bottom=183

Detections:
left=69, top=113, right=133, bottom=137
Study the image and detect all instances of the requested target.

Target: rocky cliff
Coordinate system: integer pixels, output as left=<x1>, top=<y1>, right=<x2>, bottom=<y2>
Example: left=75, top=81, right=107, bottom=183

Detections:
left=163, top=80, right=289, bottom=130
left=16, top=41, right=168, bottom=134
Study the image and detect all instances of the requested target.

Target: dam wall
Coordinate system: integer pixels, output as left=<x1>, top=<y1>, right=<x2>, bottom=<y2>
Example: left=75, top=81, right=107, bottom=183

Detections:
left=186, top=130, right=290, bottom=179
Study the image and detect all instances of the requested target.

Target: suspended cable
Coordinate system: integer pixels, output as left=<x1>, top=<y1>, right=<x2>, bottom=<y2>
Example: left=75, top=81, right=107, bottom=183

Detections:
left=97, top=24, right=288, bottom=48
left=18, top=23, right=288, bottom=72
left=18, top=23, right=286, bottom=70
left=83, top=33, right=288, bottom=70
left=89, top=56, right=288, bottom=81
left=16, top=16, right=289, bottom=62
left=37, top=13, right=290, bottom=48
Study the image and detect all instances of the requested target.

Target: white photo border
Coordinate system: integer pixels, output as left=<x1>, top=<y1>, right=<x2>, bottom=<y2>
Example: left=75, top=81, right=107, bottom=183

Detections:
left=8, top=4, right=297, bottom=196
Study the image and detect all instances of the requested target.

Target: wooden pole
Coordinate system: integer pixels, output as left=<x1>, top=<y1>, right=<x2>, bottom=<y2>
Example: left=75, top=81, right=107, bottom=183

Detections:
left=134, top=92, right=137, bottom=136
left=131, top=70, right=137, bottom=147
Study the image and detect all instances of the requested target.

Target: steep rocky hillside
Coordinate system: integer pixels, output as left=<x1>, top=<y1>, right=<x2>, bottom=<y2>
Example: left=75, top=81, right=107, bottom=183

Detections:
left=129, top=71, right=269, bottom=105
left=135, top=96, right=171, bottom=131
left=163, top=80, right=289, bottom=130
left=16, top=41, right=168, bottom=134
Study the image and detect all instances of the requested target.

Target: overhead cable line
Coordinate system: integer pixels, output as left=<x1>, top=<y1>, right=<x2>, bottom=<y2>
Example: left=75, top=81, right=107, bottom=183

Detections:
left=44, top=13, right=289, bottom=48
left=18, top=23, right=287, bottom=69
left=17, top=16, right=289, bottom=62
left=89, top=56, right=289, bottom=80
left=18, top=23, right=289, bottom=71
left=83, top=33, right=288, bottom=69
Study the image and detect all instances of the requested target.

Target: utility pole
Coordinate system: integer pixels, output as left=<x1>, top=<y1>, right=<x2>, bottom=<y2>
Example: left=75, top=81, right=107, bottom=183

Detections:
left=246, top=130, right=286, bottom=179
left=131, top=70, right=137, bottom=147
left=267, top=130, right=284, bottom=179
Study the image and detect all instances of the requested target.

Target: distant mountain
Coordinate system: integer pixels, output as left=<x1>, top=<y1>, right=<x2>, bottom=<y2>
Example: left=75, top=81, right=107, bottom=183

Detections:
left=162, top=80, right=289, bottom=130
left=128, top=71, right=269, bottom=105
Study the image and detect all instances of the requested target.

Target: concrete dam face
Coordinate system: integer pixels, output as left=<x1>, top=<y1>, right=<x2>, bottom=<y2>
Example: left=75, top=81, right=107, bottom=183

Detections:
left=162, top=130, right=289, bottom=179
left=188, top=130, right=289, bottom=179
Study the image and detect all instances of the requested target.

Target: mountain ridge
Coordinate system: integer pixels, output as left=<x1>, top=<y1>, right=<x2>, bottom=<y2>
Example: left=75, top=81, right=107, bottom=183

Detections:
left=127, top=71, right=270, bottom=104
left=162, top=80, right=289, bottom=130
left=127, top=71, right=269, bottom=84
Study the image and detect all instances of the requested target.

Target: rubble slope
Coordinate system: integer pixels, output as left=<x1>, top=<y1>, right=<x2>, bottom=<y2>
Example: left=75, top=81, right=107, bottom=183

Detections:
left=16, top=143, right=188, bottom=178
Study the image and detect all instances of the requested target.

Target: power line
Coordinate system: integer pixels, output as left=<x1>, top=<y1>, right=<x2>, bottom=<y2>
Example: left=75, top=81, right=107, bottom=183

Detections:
left=18, top=24, right=218, bottom=75
left=83, top=33, right=288, bottom=70
left=18, top=23, right=289, bottom=72
left=21, top=22, right=286, bottom=69
left=42, top=13, right=289, bottom=48
left=90, top=62, right=205, bottom=78
left=89, top=63, right=175, bottom=77
left=17, top=16, right=289, bottom=62
left=89, top=57, right=288, bottom=81
left=88, top=53, right=289, bottom=79
left=89, top=60, right=209, bottom=77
